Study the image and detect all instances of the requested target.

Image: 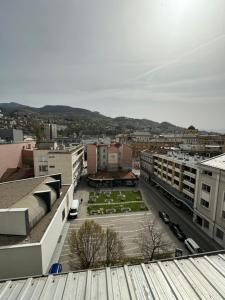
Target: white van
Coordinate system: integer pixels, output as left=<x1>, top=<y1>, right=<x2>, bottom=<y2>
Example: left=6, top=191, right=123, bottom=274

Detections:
left=184, top=238, right=201, bottom=254
left=68, top=199, right=79, bottom=219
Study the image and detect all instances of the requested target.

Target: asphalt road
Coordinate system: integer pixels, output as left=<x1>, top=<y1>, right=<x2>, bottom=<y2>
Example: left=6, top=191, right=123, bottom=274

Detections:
left=140, top=179, right=223, bottom=252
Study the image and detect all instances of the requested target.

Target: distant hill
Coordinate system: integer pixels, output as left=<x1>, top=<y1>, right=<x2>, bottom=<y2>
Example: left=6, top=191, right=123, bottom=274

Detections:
left=0, top=102, right=184, bottom=134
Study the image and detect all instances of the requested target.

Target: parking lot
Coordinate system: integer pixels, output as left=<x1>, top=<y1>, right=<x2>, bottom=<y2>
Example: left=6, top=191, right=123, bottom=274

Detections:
left=58, top=210, right=188, bottom=272
left=48, top=177, right=192, bottom=272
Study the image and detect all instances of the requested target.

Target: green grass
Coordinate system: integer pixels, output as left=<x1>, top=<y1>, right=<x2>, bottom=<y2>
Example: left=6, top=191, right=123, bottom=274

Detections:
left=87, top=201, right=148, bottom=215
left=89, top=190, right=142, bottom=204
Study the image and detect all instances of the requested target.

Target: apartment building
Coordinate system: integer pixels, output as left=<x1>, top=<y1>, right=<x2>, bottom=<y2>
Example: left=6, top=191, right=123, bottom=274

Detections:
left=0, top=128, right=23, bottom=143
left=140, top=150, right=203, bottom=210
left=0, top=174, right=74, bottom=279
left=87, top=143, right=132, bottom=174
left=34, top=142, right=84, bottom=185
left=44, top=124, right=58, bottom=140
left=194, top=154, right=225, bottom=248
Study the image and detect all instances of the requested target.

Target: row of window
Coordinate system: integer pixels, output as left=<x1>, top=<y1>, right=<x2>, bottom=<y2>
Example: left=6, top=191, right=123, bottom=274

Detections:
left=196, top=216, right=224, bottom=241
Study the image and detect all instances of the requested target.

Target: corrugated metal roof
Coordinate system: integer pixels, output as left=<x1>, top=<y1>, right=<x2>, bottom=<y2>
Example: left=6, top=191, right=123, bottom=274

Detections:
left=1, top=253, right=225, bottom=300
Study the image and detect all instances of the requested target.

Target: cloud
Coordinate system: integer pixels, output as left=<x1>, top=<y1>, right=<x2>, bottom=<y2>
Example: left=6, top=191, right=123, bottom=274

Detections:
left=0, top=0, right=225, bottom=129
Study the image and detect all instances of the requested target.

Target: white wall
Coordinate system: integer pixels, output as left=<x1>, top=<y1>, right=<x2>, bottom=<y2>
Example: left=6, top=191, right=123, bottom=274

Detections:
left=40, top=184, right=74, bottom=273
left=33, top=149, right=49, bottom=177
left=0, top=184, right=74, bottom=279
left=0, top=244, right=42, bottom=280
left=0, top=208, right=28, bottom=236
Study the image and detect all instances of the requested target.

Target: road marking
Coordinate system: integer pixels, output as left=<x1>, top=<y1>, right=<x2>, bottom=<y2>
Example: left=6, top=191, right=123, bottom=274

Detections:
left=76, top=212, right=152, bottom=221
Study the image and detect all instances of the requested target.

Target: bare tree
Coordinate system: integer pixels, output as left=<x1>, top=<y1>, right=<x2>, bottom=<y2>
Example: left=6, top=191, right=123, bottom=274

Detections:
left=138, top=218, right=170, bottom=261
left=104, top=228, right=125, bottom=266
left=69, top=220, right=105, bottom=269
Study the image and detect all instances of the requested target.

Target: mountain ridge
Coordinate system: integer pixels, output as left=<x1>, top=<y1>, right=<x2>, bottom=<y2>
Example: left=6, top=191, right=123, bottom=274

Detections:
left=0, top=102, right=185, bottom=134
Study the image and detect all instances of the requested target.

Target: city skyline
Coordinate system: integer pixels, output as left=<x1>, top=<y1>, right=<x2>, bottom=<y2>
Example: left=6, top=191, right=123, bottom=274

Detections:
left=0, top=0, right=225, bottom=129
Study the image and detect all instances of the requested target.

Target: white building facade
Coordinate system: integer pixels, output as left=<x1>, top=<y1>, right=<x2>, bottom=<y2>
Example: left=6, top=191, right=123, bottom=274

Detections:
left=34, top=144, right=84, bottom=185
left=194, top=154, right=225, bottom=248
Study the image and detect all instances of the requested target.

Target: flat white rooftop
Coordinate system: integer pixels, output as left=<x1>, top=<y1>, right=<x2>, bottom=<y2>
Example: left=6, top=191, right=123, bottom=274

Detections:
left=155, top=152, right=204, bottom=167
left=201, top=153, right=225, bottom=171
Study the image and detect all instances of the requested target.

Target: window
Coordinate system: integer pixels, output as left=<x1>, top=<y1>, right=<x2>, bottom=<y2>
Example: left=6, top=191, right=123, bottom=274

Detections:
left=196, top=216, right=202, bottom=226
left=202, top=183, right=211, bottom=193
left=216, top=228, right=224, bottom=240
left=39, top=165, right=48, bottom=172
left=203, top=170, right=212, bottom=176
left=49, top=165, right=55, bottom=168
left=49, top=155, right=55, bottom=158
left=203, top=219, right=209, bottom=229
left=222, top=211, right=225, bottom=219
left=201, top=198, right=209, bottom=208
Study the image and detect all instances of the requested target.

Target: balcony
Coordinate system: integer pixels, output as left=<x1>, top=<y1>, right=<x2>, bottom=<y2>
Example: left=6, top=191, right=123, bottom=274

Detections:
left=183, top=188, right=195, bottom=199
left=174, top=175, right=180, bottom=182
left=183, top=180, right=195, bottom=189
left=184, top=170, right=196, bottom=179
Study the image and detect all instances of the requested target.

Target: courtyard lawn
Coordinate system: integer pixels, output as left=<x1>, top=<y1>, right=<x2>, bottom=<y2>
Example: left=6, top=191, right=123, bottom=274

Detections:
left=89, top=190, right=142, bottom=204
left=87, top=201, right=148, bottom=215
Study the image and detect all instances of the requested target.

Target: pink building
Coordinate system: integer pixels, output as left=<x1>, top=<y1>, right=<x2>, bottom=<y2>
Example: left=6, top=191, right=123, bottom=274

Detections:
left=0, top=141, right=36, bottom=181
left=87, top=143, right=132, bottom=175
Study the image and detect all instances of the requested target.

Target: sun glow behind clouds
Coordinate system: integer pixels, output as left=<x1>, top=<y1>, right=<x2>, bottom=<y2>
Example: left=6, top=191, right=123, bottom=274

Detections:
left=165, top=0, right=192, bottom=17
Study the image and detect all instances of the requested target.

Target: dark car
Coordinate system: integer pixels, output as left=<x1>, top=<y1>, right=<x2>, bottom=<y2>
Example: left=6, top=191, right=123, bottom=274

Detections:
left=158, top=211, right=170, bottom=224
left=169, top=223, right=186, bottom=241
left=49, top=263, right=62, bottom=274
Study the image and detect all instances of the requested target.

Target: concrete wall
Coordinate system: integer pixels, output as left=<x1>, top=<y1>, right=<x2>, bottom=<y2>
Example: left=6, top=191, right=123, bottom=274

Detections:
left=33, top=149, right=49, bottom=177
left=98, top=146, right=108, bottom=171
left=87, top=144, right=97, bottom=174
left=48, top=153, right=72, bottom=185
left=107, top=145, right=119, bottom=171
left=195, top=169, right=219, bottom=222
left=40, top=184, right=74, bottom=274
left=215, top=171, right=225, bottom=228
left=120, top=144, right=132, bottom=170
left=0, top=208, right=28, bottom=236
left=0, top=244, right=42, bottom=280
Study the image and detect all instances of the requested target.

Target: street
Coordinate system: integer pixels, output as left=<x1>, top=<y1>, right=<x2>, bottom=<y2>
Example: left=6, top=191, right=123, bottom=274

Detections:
left=140, top=179, right=223, bottom=252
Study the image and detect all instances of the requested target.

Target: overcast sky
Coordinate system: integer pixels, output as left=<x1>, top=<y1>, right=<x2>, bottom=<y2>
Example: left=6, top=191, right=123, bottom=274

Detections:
left=0, top=0, right=225, bottom=130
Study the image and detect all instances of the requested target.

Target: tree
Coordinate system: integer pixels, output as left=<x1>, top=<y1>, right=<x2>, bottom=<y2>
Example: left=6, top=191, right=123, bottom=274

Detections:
left=138, top=218, right=170, bottom=261
left=69, top=220, right=105, bottom=269
left=31, top=120, right=44, bottom=142
left=104, top=228, right=125, bottom=267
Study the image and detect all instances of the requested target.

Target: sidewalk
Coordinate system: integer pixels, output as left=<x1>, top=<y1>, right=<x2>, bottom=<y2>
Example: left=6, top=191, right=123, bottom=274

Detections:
left=48, top=221, right=70, bottom=270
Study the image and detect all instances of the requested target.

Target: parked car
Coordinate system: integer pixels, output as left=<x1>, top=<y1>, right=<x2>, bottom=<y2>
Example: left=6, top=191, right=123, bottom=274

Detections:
left=49, top=263, right=62, bottom=274
left=68, top=199, right=80, bottom=219
left=158, top=211, right=170, bottom=224
left=169, top=223, right=186, bottom=241
left=184, top=238, right=202, bottom=254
